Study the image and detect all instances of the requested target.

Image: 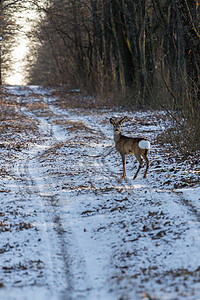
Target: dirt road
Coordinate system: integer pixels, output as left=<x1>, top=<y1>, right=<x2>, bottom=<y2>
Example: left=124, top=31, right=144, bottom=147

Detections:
left=0, top=86, right=200, bottom=300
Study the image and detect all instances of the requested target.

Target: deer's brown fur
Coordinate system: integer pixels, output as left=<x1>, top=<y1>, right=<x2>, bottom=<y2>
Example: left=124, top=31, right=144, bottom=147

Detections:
left=110, top=117, right=150, bottom=179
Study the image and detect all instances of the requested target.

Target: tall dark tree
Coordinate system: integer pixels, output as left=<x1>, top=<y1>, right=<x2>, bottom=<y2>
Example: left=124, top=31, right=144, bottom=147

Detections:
left=111, top=0, right=136, bottom=90
left=174, top=0, right=200, bottom=84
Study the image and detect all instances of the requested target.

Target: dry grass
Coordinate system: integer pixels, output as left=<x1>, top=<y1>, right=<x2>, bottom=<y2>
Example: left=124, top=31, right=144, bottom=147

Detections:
left=25, top=101, right=49, bottom=111
left=0, top=95, right=40, bottom=148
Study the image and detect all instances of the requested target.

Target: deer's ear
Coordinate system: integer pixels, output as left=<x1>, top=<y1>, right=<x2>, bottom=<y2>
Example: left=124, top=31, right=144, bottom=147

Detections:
left=110, top=118, right=115, bottom=125
left=119, top=116, right=127, bottom=124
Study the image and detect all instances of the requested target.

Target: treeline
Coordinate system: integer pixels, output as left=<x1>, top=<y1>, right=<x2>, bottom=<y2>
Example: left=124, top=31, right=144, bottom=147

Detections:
left=30, top=1, right=199, bottom=101
left=2, top=0, right=200, bottom=150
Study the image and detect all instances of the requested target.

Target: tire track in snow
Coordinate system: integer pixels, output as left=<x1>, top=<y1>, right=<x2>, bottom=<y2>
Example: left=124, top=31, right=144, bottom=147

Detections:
left=7, top=100, right=91, bottom=299
left=13, top=141, right=75, bottom=297
left=174, top=191, right=200, bottom=222
left=42, top=99, right=118, bottom=181
left=19, top=104, right=93, bottom=298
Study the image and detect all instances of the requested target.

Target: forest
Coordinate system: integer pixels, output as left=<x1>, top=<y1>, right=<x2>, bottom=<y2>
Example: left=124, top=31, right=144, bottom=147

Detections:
left=0, top=2, right=200, bottom=298
left=1, top=0, right=200, bottom=152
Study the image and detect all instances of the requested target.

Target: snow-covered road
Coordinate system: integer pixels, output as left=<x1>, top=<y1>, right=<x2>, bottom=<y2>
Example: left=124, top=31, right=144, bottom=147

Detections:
left=0, top=86, right=200, bottom=300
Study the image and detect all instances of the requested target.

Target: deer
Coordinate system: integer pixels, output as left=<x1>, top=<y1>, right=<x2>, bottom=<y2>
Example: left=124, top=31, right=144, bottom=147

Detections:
left=110, top=116, right=150, bottom=179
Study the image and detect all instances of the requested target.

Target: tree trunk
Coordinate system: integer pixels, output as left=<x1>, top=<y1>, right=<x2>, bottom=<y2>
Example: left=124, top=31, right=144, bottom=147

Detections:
left=174, top=0, right=200, bottom=84
left=111, top=0, right=136, bottom=89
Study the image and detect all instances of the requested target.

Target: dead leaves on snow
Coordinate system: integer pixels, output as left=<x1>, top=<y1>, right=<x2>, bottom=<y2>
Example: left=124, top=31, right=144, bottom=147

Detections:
left=0, top=221, right=33, bottom=233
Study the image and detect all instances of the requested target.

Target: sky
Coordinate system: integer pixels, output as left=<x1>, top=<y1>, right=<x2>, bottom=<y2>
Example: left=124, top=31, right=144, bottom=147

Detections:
left=3, top=1, right=44, bottom=85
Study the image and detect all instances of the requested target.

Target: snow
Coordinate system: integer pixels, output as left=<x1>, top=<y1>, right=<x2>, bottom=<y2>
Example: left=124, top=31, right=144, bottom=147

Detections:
left=0, top=85, right=200, bottom=300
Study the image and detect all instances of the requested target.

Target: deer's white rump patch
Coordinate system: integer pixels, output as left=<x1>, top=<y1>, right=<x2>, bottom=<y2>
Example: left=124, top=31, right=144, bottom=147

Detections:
left=139, top=140, right=150, bottom=150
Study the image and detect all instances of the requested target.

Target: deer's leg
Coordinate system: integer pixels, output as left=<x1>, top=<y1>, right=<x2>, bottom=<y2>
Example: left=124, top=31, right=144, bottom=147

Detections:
left=121, top=153, right=126, bottom=179
left=142, top=151, right=149, bottom=178
left=133, top=153, right=143, bottom=179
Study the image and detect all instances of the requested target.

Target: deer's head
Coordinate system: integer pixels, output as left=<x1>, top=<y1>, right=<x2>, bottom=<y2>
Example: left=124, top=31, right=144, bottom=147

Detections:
left=110, top=117, right=127, bottom=134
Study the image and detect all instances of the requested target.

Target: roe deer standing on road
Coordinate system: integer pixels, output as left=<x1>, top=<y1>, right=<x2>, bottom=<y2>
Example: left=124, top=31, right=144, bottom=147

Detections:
left=110, top=116, right=150, bottom=179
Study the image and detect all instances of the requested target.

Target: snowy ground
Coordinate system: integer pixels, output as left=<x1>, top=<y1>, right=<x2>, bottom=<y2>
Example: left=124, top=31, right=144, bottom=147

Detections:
left=0, top=86, right=200, bottom=300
